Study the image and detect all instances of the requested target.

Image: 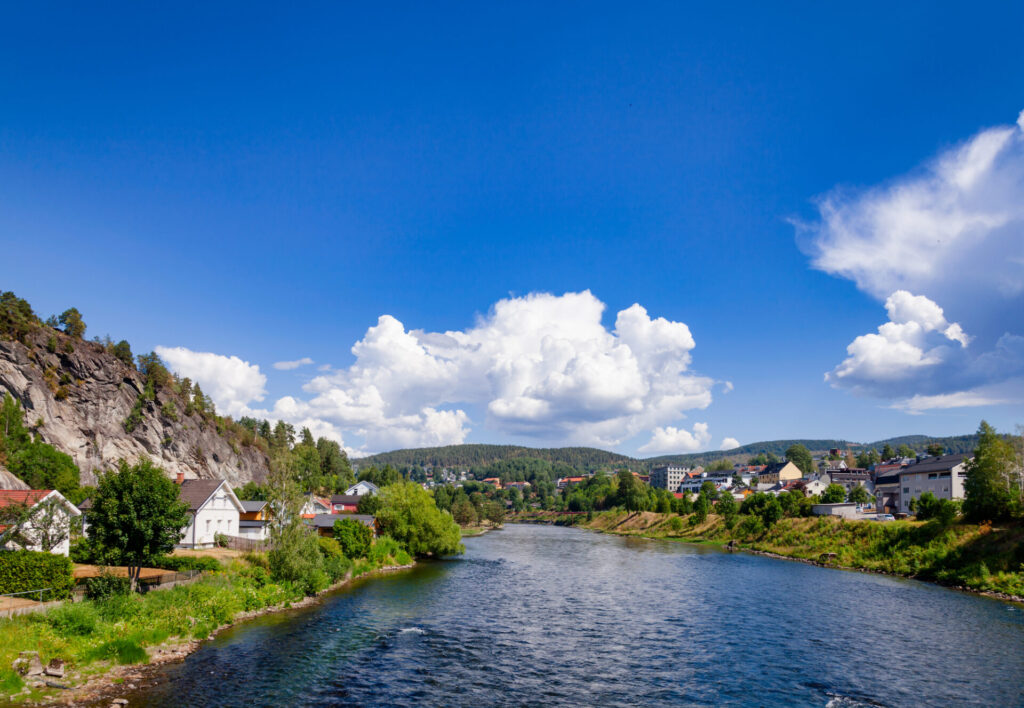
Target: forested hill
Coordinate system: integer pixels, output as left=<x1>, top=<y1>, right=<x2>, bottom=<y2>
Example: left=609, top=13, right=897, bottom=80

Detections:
left=360, top=432, right=982, bottom=473
left=357, top=444, right=640, bottom=471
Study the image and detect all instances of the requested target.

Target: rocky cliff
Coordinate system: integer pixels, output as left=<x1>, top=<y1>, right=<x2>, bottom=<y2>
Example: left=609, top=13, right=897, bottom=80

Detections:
left=0, top=330, right=269, bottom=486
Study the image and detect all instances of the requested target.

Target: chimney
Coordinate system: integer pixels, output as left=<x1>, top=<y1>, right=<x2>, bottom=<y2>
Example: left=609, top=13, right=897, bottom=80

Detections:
left=176, top=472, right=185, bottom=485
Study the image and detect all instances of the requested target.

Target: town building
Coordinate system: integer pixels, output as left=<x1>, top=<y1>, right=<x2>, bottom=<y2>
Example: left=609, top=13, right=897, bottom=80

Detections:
left=757, top=461, right=803, bottom=485
left=897, top=454, right=970, bottom=514
left=308, top=513, right=379, bottom=537
left=177, top=477, right=244, bottom=549
left=650, top=465, right=693, bottom=491
left=0, top=489, right=81, bottom=556
left=345, top=481, right=380, bottom=497
left=238, top=500, right=272, bottom=541
left=331, top=494, right=362, bottom=513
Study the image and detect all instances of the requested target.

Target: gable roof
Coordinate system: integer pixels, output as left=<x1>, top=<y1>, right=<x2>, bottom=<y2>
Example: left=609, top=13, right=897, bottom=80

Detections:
left=345, top=481, right=379, bottom=495
left=759, top=461, right=799, bottom=476
left=0, top=490, right=51, bottom=508
left=240, top=500, right=268, bottom=513
left=178, top=479, right=243, bottom=513
left=899, top=454, right=969, bottom=476
left=331, top=494, right=362, bottom=505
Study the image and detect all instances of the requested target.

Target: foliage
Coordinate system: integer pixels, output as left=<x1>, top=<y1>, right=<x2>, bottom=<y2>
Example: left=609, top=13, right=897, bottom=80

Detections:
left=111, top=340, right=134, bottom=367
left=847, top=485, right=871, bottom=505
left=84, top=571, right=131, bottom=600
left=333, top=518, right=373, bottom=558
left=0, top=291, right=40, bottom=341
left=234, top=481, right=267, bottom=501
left=0, top=550, right=74, bottom=600
left=716, top=492, right=738, bottom=517
left=58, top=307, right=86, bottom=338
left=376, top=482, right=464, bottom=558
left=740, top=492, right=783, bottom=527
left=6, top=441, right=80, bottom=496
left=356, top=493, right=381, bottom=515
left=265, top=452, right=328, bottom=595
left=88, top=458, right=191, bottom=591
left=451, top=498, right=478, bottom=525
left=0, top=495, right=74, bottom=553
left=820, top=484, right=847, bottom=504
left=46, top=602, right=99, bottom=636
left=963, top=421, right=1020, bottom=522
left=149, top=555, right=221, bottom=572
left=785, top=444, right=814, bottom=476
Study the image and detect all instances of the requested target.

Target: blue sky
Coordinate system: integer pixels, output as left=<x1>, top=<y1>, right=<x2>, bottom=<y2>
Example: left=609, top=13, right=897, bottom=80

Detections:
left=3, top=2, right=1022, bottom=455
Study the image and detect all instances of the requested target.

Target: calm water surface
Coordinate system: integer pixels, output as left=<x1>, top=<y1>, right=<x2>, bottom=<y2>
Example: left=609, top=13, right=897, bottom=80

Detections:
left=126, top=525, right=1024, bottom=707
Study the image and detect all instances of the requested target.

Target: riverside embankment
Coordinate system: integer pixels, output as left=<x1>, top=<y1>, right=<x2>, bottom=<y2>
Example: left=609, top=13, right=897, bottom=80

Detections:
left=511, top=509, right=1024, bottom=601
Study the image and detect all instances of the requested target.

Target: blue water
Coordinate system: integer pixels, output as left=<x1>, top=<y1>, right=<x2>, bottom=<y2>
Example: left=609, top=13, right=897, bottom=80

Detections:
left=125, top=524, right=1024, bottom=706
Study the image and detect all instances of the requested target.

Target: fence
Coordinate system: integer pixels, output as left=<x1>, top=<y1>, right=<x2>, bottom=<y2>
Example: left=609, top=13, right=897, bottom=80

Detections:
left=222, top=535, right=271, bottom=552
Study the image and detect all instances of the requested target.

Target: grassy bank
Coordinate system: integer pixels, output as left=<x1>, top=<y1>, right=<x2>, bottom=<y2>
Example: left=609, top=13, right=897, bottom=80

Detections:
left=0, top=548, right=411, bottom=704
left=512, top=510, right=1024, bottom=599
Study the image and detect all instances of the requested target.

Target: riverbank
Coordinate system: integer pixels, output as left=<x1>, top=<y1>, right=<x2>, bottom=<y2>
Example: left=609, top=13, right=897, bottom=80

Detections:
left=0, top=556, right=414, bottom=706
left=511, top=510, right=1024, bottom=602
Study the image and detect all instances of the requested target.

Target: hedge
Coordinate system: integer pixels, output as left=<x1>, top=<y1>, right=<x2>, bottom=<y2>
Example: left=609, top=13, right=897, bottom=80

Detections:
left=150, top=555, right=221, bottom=572
left=0, top=550, right=74, bottom=600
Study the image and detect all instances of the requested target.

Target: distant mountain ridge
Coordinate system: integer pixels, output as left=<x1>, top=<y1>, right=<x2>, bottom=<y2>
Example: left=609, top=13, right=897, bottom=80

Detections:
left=358, top=433, right=981, bottom=471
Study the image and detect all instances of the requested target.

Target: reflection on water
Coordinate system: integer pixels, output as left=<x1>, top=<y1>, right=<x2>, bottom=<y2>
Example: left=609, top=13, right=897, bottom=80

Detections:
left=126, top=524, right=1024, bottom=707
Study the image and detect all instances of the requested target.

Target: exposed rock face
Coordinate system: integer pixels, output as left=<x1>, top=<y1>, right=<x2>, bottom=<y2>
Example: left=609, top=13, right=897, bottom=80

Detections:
left=0, top=465, right=29, bottom=490
left=0, top=331, right=268, bottom=486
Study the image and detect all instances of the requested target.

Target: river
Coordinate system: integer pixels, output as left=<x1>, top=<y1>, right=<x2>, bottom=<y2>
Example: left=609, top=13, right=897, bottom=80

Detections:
left=124, top=524, right=1024, bottom=707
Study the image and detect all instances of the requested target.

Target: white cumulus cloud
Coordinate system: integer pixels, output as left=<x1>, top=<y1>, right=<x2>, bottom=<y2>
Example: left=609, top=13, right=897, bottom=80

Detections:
left=273, top=290, right=717, bottom=453
left=720, top=437, right=740, bottom=451
left=273, top=357, right=314, bottom=371
left=801, top=110, right=1024, bottom=409
left=638, top=423, right=712, bottom=455
left=155, top=346, right=267, bottom=417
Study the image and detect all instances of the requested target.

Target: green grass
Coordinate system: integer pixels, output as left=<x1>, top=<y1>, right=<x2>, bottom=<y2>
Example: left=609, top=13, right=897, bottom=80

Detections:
left=576, top=510, right=1024, bottom=597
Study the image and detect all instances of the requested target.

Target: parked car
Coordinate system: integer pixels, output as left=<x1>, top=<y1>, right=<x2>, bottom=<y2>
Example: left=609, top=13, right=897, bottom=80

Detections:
left=872, top=514, right=896, bottom=522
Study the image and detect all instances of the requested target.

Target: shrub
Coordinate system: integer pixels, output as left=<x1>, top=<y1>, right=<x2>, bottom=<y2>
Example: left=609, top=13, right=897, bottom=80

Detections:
left=85, top=571, right=131, bottom=600
left=736, top=515, right=766, bottom=539
left=46, top=602, right=99, bottom=636
left=214, top=533, right=230, bottom=548
left=69, top=536, right=100, bottom=563
left=369, top=535, right=402, bottom=564
left=333, top=518, right=372, bottom=559
left=150, top=555, right=221, bottom=572
left=242, top=551, right=270, bottom=570
left=0, top=549, right=74, bottom=600
left=84, top=639, right=148, bottom=665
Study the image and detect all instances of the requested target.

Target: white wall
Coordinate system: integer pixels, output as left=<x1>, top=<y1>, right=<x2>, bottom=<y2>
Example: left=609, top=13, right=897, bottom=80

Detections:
left=899, top=463, right=967, bottom=513
left=180, top=487, right=240, bottom=548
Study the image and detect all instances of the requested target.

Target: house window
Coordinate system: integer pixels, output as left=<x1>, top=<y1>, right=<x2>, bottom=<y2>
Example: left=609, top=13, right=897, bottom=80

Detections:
left=206, top=520, right=211, bottom=532
left=903, top=488, right=909, bottom=494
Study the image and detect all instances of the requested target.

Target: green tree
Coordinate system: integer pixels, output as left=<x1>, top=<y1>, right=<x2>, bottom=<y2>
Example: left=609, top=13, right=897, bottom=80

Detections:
left=962, top=421, right=1017, bottom=522
left=58, top=307, right=86, bottom=338
left=357, top=493, right=381, bottom=515
left=881, top=444, right=895, bottom=460
left=111, top=340, right=134, bottom=368
left=700, top=480, right=719, bottom=500
left=333, top=518, right=373, bottom=558
left=820, top=484, right=847, bottom=504
left=707, top=458, right=734, bottom=472
left=451, top=497, right=478, bottom=525
left=235, top=481, right=267, bottom=501
left=87, top=458, right=190, bottom=591
left=926, top=442, right=946, bottom=457
left=692, top=492, right=711, bottom=523
left=484, top=500, right=506, bottom=526
left=375, top=481, right=464, bottom=557
left=897, top=444, right=916, bottom=458
left=265, top=452, right=328, bottom=594
left=847, top=485, right=871, bottom=505
left=7, top=441, right=80, bottom=497
left=716, top=491, right=738, bottom=517
left=317, top=438, right=355, bottom=489
left=740, top=492, right=783, bottom=526
left=785, top=444, right=814, bottom=476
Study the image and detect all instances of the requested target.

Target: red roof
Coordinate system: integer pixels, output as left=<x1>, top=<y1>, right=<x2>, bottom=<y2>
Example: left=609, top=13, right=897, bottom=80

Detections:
left=0, top=490, right=51, bottom=508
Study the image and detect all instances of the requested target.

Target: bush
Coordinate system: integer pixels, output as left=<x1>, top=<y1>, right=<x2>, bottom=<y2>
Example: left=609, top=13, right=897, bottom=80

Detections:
left=242, top=551, right=270, bottom=570
left=85, top=571, right=131, bottom=600
left=150, top=555, right=221, bottom=572
left=46, top=602, right=99, bottom=636
left=69, top=536, right=100, bottom=563
left=0, top=549, right=74, bottom=600
left=736, top=515, right=766, bottom=539
left=369, top=535, right=402, bottom=564
left=84, top=639, right=148, bottom=665
left=333, top=518, right=372, bottom=559
left=214, top=533, right=230, bottom=548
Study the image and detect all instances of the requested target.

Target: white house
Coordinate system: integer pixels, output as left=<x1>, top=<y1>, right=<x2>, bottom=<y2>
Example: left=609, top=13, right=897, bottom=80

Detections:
left=345, top=481, right=379, bottom=497
left=177, top=478, right=244, bottom=549
left=0, top=489, right=81, bottom=556
left=238, top=500, right=272, bottom=541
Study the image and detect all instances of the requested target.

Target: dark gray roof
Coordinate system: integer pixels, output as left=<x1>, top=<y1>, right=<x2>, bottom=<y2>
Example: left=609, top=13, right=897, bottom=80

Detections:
left=330, top=495, right=362, bottom=505
left=239, top=519, right=267, bottom=528
left=874, top=474, right=901, bottom=485
left=899, top=454, right=968, bottom=476
left=309, top=513, right=375, bottom=529
left=240, top=500, right=267, bottom=513
left=178, top=479, right=225, bottom=512
left=77, top=497, right=92, bottom=510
